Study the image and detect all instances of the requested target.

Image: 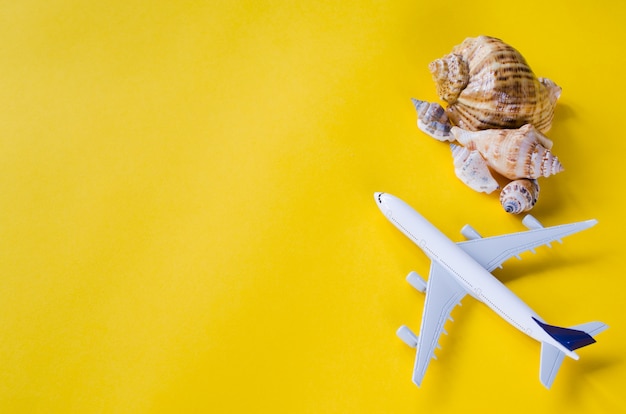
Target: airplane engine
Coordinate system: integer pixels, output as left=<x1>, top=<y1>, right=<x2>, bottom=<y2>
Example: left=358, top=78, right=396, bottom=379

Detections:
left=406, top=271, right=427, bottom=292
left=461, top=224, right=482, bottom=240
left=522, top=214, right=544, bottom=230
left=396, top=325, right=419, bottom=348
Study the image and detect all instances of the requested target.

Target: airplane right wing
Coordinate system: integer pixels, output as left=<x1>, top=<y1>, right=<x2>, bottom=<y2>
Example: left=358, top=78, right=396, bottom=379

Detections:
left=456, top=220, right=598, bottom=272
left=412, top=262, right=467, bottom=386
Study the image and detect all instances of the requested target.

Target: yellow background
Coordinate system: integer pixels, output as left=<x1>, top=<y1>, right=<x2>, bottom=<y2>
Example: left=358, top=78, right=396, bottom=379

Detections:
left=1, top=1, right=624, bottom=412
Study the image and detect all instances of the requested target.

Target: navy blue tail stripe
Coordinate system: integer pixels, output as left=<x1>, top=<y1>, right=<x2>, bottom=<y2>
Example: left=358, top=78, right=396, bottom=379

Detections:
left=533, top=317, right=596, bottom=351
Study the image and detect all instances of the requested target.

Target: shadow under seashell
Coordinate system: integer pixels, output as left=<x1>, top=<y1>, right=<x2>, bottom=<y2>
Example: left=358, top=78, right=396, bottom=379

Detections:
left=431, top=36, right=561, bottom=133
left=500, top=179, right=540, bottom=214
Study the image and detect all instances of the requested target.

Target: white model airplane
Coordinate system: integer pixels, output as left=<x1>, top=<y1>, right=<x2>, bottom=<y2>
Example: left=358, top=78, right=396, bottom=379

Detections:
left=374, top=192, right=608, bottom=389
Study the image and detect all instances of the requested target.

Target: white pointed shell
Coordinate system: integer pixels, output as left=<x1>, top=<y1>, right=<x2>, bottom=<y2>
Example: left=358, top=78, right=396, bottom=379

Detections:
left=429, top=36, right=561, bottom=133
left=450, top=144, right=499, bottom=194
left=451, top=124, right=563, bottom=180
left=500, top=179, right=540, bottom=214
left=412, top=99, right=453, bottom=141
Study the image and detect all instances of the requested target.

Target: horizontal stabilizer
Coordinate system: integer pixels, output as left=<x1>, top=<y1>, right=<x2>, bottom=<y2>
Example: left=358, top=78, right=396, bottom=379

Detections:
left=570, top=321, right=609, bottom=337
left=540, top=342, right=565, bottom=389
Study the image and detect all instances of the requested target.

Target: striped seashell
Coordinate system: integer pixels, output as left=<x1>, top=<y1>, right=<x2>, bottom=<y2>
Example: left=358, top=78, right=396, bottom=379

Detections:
left=500, top=179, right=540, bottom=214
left=411, top=99, right=454, bottom=141
left=451, top=124, right=563, bottom=180
left=429, top=36, right=561, bottom=133
left=429, top=53, right=469, bottom=104
left=450, top=144, right=499, bottom=194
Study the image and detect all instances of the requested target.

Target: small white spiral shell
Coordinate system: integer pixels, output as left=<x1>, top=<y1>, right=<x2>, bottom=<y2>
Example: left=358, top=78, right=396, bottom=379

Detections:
left=500, top=179, right=540, bottom=214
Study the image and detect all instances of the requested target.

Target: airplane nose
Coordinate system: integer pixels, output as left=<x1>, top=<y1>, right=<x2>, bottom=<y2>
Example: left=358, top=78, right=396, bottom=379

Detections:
left=374, top=192, right=393, bottom=218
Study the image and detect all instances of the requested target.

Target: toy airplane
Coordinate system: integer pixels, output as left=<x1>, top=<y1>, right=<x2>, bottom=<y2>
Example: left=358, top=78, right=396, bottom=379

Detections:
left=374, top=192, right=608, bottom=389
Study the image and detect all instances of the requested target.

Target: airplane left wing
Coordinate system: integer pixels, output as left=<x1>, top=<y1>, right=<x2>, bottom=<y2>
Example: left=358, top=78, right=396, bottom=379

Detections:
left=456, top=220, right=598, bottom=272
left=413, top=262, right=467, bottom=386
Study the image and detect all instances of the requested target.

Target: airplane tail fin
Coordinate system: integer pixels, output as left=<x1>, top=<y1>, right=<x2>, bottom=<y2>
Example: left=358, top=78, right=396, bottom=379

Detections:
left=536, top=318, right=609, bottom=389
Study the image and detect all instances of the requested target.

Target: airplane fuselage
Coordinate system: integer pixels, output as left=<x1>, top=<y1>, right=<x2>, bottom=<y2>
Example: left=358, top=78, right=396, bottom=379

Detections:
left=376, top=193, right=577, bottom=358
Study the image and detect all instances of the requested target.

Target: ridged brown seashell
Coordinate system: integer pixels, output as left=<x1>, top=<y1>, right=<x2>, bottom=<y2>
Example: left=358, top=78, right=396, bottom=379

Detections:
left=411, top=99, right=453, bottom=141
left=451, top=124, right=563, bottom=180
left=500, top=179, right=540, bottom=214
left=428, top=53, right=469, bottom=104
left=429, top=36, right=561, bottom=133
left=450, top=144, right=499, bottom=194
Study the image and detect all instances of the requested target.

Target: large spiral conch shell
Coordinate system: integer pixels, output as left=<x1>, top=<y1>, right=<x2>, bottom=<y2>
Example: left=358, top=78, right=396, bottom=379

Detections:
left=451, top=124, right=564, bottom=180
left=500, top=179, right=540, bottom=214
left=450, top=144, right=499, bottom=194
left=429, top=36, right=561, bottom=133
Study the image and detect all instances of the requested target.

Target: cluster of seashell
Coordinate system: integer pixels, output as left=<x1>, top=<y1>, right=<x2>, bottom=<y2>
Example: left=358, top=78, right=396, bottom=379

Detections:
left=412, top=36, right=564, bottom=214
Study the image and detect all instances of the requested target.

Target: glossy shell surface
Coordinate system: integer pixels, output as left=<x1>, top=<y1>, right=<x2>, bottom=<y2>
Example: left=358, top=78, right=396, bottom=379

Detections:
left=429, top=36, right=561, bottom=133
left=451, top=124, right=563, bottom=180
left=500, top=179, right=540, bottom=214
